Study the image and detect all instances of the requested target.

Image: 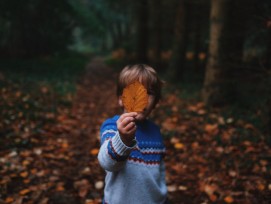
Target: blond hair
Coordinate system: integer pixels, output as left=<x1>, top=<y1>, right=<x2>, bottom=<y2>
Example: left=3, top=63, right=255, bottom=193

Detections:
left=117, top=64, right=163, bottom=105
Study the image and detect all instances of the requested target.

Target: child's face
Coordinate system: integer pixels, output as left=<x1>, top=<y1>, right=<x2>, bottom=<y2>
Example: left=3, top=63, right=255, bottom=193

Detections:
left=119, top=95, right=156, bottom=121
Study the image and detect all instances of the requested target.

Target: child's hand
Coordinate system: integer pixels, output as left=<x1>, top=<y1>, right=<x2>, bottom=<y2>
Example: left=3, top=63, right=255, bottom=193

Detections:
left=117, top=112, right=137, bottom=146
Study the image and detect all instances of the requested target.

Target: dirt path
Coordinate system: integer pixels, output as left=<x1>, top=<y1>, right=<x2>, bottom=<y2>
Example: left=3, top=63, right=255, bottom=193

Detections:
left=71, top=58, right=120, bottom=168
left=69, top=56, right=120, bottom=173
left=49, top=57, right=121, bottom=203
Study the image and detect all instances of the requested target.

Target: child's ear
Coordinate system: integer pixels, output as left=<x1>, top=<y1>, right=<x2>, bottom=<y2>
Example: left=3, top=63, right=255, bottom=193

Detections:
left=118, top=97, right=123, bottom=107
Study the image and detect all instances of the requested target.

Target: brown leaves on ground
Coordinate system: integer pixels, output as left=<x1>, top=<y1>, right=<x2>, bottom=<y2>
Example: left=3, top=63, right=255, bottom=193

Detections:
left=155, top=93, right=271, bottom=203
left=1, top=59, right=271, bottom=203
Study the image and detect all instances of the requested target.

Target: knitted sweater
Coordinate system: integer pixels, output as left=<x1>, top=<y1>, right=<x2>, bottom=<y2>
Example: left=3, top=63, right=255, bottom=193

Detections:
left=98, top=115, right=167, bottom=204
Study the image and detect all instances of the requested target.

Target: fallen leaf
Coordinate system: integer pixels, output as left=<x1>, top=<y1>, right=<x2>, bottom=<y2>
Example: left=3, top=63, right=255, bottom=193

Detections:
left=260, top=160, right=268, bottom=166
left=170, top=137, right=180, bottom=144
left=62, top=142, right=69, bottom=149
left=209, top=194, right=217, bottom=202
left=22, top=160, right=31, bottom=166
left=204, top=124, right=218, bottom=133
left=20, top=171, right=28, bottom=178
left=229, top=170, right=237, bottom=177
left=216, top=146, right=224, bottom=153
left=19, top=189, right=31, bottom=195
left=224, top=196, right=234, bottom=203
left=257, top=183, right=265, bottom=191
left=178, top=185, right=188, bottom=191
left=167, top=185, right=177, bottom=192
left=79, top=188, right=89, bottom=198
left=90, top=148, right=99, bottom=155
left=197, top=109, right=206, bottom=115
left=191, top=142, right=199, bottom=149
left=56, top=185, right=65, bottom=192
left=5, top=197, right=14, bottom=203
left=95, top=181, right=104, bottom=190
left=174, top=143, right=185, bottom=149
left=245, top=123, right=255, bottom=130
left=23, top=179, right=31, bottom=184
left=202, top=184, right=216, bottom=197
left=226, top=118, right=234, bottom=123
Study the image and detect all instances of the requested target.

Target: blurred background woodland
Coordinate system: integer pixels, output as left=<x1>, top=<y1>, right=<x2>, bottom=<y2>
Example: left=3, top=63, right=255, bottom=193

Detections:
left=1, top=0, right=271, bottom=203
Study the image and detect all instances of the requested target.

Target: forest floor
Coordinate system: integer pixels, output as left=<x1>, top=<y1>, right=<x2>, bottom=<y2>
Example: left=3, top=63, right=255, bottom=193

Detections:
left=0, top=57, right=271, bottom=204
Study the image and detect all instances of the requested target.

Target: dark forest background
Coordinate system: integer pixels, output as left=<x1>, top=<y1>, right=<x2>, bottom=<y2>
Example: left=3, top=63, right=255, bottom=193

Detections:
left=1, top=0, right=271, bottom=133
left=1, top=0, right=271, bottom=203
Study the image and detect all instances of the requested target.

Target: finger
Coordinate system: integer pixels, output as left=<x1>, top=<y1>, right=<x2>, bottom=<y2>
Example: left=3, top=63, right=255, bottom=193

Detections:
left=120, top=116, right=135, bottom=127
left=117, top=119, right=133, bottom=133
left=119, top=112, right=137, bottom=122
left=125, top=121, right=136, bottom=132
left=126, top=125, right=136, bottom=135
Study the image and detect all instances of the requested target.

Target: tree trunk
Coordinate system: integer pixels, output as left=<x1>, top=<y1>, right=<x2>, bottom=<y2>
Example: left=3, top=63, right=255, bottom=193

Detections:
left=149, top=0, right=162, bottom=71
left=202, top=0, right=251, bottom=106
left=223, top=0, right=250, bottom=65
left=193, top=1, right=209, bottom=71
left=136, top=0, right=149, bottom=63
left=265, top=27, right=271, bottom=70
left=193, top=6, right=202, bottom=70
left=168, top=0, right=189, bottom=81
left=267, top=96, right=271, bottom=144
left=266, top=27, right=271, bottom=140
left=202, top=0, right=229, bottom=105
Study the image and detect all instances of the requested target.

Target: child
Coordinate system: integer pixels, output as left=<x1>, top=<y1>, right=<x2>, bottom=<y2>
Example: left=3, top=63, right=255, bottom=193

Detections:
left=98, top=64, right=167, bottom=204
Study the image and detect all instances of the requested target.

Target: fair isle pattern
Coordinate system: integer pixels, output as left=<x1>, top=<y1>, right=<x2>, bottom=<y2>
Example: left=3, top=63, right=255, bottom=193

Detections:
left=101, top=129, right=117, bottom=144
left=140, top=147, right=166, bottom=155
left=107, top=139, right=128, bottom=161
left=128, top=145, right=166, bottom=165
left=99, top=115, right=168, bottom=204
left=100, top=115, right=166, bottom=166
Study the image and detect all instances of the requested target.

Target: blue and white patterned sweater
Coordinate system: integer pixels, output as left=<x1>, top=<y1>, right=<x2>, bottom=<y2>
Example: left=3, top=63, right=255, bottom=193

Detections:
left=98, top=115, right=167, bottom=204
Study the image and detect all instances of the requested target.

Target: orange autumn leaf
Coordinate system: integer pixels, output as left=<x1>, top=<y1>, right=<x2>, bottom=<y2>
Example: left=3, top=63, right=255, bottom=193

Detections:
left=23, top=179, right=31, bottom=184
left=209, top=194, right=217, bottom=202
left=174, top=142, right=185, bottom=149
left=203, top=184, right=216, bottom=196
left=122, top=81, right=148, bottom=112
left=20, top=171, right=29, bottom=178
left=62, top=142, right=69, bottom=149
left=224, top=196, right=234, bottom=203
left=56, top=185, right=65, bottom=191
left=19, top=189, right=31, bottom=195
left=5, top=197, right=14, bottom=203
left=90, top=148, right=99, bottom=155
left=22, top=160, right=31, bottom=166
left=257, top=183, right=265, bottom=191
left=204, top=124, right=218, bottom=133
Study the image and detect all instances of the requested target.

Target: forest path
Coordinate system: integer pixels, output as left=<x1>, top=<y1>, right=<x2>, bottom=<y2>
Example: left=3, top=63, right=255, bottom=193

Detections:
left=68, top=56, right=120, bottom=176
left=46, top=57, right=121, bottom=203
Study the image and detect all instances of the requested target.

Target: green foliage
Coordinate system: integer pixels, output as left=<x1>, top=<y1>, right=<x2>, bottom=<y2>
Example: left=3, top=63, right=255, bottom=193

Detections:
left=68, top=0, right=137, bottom=53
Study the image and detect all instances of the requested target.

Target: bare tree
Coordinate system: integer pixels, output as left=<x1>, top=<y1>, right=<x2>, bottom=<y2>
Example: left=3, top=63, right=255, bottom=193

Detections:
left=202, top=0, right=251, bottom=105
left=168, top=0, right=189, bottom=81
left=202, top=0, right=229, bottom=105
left=136, top=0, right=149, bottom=63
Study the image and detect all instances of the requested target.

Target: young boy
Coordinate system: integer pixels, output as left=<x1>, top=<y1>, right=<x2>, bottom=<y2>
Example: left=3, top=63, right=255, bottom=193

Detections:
left=98, top=64, right=167, bottom=204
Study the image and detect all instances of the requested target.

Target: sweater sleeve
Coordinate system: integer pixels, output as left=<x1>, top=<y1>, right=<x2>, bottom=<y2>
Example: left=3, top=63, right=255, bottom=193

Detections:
left=98, top=118, right=136, bottom=172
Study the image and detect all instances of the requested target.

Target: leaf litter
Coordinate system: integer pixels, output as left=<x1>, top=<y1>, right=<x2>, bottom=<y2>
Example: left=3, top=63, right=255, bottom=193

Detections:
left=0, top=58, right=271, bottom=203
